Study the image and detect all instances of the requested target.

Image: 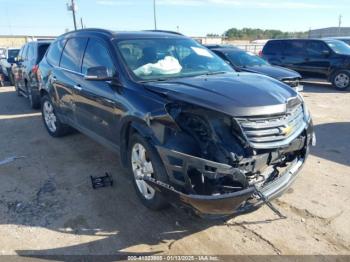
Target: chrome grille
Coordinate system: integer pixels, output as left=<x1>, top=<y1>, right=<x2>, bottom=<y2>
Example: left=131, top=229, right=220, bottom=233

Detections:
left=235, top=104, right=306, bottom=149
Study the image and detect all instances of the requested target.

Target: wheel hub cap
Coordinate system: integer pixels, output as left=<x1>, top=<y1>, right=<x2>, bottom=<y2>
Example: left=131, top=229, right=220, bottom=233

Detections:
left=335, top=73, right=350, bottom=88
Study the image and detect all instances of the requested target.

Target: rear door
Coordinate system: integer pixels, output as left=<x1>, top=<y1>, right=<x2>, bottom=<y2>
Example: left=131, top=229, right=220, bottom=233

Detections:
left=14, top=45, right=26, bottom=87
left=74, top=37, right=120, bottom=145
left=303, top=40, right=332, bottom=78
left=24, top=43, right=35, bottom=85
left=49, top=37, right=87, bottom=123
left=262, top=40, right=284, bottom=65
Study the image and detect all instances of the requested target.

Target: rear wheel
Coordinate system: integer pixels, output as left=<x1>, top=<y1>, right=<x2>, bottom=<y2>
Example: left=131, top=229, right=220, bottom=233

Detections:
left=41, top=95, right=71, bottom=137
left=128, top=133, right=169, bottom=210
left=332, top=71, right=350, bottom=90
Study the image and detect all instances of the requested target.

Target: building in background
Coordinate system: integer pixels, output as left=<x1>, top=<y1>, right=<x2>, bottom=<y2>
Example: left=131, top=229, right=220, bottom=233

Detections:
left=309, top=27, right=350, bottom=38
left=0, top=35, right=56, bottom=48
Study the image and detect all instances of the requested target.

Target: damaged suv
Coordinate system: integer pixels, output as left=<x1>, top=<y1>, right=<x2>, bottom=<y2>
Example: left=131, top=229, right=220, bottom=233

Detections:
left=38, top=29, right=315, bottom=217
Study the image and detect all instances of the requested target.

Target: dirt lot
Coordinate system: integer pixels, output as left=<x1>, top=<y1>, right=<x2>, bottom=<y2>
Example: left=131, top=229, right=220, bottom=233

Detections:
left=0, top=83, right=349, bottom=257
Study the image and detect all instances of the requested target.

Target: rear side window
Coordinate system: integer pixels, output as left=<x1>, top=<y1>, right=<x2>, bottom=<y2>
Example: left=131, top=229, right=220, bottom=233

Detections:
left=37, top=43, right=50, bottom=64
left=82, top=38, right=114, bottom=75
left=22, top=45, right=28, bottom=60
left=60, top=37, right=88, bottom=72
left=263, top=41, right=284, bottom=55
left=47, top=39, right=66, bottom=67
left=26, top=44, right=34, bottom=60
left=283, top=41, right=306, bottom=56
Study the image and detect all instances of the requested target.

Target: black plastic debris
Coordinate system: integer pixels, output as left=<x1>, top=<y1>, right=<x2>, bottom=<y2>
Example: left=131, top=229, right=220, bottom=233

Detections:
left=90, top=172, right=114, bottom=189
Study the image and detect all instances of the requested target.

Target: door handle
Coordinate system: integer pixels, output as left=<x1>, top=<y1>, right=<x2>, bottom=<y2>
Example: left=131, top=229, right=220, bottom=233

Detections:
left=73, top=84, right=82, bottom=91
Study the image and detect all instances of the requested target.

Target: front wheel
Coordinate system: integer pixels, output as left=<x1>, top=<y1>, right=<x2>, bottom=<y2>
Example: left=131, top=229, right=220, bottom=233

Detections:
left=41, top=95, right=71, bottom=137
left=128, top=133, right=169, bottom=210
left=332, top=71, right=350, bottom=90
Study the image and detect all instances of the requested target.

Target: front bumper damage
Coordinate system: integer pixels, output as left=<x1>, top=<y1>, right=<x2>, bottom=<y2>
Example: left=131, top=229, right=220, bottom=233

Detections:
left=144, top=124, right=315, bottom=217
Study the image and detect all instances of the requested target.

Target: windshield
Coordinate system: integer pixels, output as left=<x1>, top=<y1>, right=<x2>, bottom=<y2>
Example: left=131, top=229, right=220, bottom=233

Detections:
left=325, top=40, right=350, bottom=55
left=114, top=38, right=233, bottom=81
left=8, top=49, right=20, bottom=58
left=226, top=51, right=269, bottom=67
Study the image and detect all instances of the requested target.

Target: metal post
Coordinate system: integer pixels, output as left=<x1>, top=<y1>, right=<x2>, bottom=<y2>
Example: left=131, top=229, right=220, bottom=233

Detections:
left=80, top=17, right=84, bottom=29
left=153, top=0, right=157, bottom=30
left=71, top=0, right=77, bottom=30
left=338, top=14, right=342, bottom=36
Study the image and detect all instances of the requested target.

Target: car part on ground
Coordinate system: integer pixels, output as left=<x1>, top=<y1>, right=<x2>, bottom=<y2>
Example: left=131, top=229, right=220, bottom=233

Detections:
left=90, top=172, right=114, bottom=189
left=38, top=29, right=315, bottom=217
left=261, top=38, right=350, bottom=90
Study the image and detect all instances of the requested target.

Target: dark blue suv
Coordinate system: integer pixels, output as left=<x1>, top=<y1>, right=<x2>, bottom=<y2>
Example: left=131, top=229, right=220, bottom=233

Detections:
left=261, top=39, right=350, bottom=90
left=38, top=29, right=315, bottom=217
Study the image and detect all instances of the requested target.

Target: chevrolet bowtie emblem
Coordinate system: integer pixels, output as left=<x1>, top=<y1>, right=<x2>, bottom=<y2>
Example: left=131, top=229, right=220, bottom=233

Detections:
left=280, top=125, right=293, bottom=136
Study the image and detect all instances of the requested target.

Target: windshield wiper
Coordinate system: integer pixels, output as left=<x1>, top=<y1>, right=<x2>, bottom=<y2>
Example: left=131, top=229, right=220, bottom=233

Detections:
left=204, top=71, right=228, bottom=76
left=139, top=78, right=172, bottom=83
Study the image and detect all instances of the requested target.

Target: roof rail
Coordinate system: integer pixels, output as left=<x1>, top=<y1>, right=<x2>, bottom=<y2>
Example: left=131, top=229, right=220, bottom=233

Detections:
left=143, top=30, right=184, bottom=36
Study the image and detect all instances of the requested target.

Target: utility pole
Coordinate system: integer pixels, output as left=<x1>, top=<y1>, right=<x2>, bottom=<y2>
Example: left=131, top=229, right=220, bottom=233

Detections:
left=153, top=0, right=157, bottom=30
left=338, top=14, right=342, bottom=36
left=80, top=17, right=84, bottom=29
left=67, top=0, right=77, bottom=31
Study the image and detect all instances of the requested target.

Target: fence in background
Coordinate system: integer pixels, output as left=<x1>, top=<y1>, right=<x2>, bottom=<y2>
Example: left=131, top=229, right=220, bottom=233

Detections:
left=233, top=44, right=265, bottom=54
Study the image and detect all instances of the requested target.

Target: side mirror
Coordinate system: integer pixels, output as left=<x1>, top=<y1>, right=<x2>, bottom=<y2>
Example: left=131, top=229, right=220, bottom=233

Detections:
left=84, top=66, right=114, bottom=81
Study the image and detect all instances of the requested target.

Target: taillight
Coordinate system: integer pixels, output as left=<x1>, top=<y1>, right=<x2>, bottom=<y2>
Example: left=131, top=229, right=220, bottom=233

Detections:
left=32, top=64, right=39, bottom=74
left=258, top=50, right=263, bottom=57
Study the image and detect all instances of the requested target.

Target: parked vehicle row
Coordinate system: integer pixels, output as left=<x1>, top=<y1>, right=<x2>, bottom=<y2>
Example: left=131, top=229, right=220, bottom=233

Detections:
left=261, top=38, right=350, bottom=90
left=0, top=47, right=20, bottom=85
left=206, top=45, right=303, bottom=92
left=35, top=29, right=315, bottom=217
left=12, top=40, right=52, bottom=108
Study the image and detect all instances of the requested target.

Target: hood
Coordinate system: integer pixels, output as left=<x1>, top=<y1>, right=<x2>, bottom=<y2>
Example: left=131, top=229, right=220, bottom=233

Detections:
left=240, top=65, right=301, bottom=80
left=144, top=72, right=299, bottom=117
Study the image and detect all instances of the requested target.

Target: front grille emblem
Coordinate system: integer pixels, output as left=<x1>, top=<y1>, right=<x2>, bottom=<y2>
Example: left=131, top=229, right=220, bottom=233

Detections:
left=280, top=125, right=293, bottom=136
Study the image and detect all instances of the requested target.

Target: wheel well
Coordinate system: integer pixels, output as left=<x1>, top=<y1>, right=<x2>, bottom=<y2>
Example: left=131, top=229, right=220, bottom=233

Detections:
left=120, top=122, right=136, bottom=167
left=120, top=121, right=155, bottom=168
left=40, top=89, right=48, bottom=97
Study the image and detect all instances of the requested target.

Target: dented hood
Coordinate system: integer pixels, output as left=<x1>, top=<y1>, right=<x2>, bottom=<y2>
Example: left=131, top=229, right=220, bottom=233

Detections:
left=144, top=72, right=298, bottom=117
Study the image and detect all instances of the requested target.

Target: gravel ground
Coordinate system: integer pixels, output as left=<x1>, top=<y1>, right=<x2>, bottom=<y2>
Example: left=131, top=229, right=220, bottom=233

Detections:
left=0, top=83, right=349, bottom=257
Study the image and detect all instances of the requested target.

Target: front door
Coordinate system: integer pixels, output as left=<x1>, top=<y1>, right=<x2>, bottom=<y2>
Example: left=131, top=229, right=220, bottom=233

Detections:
left=73, top=38, right=121, bottom=146
left=303, top=40, right=332, bottom=78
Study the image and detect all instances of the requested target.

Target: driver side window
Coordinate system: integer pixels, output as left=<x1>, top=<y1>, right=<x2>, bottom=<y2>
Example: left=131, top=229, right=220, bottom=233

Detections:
left=82, top=38, right=115, bottom=76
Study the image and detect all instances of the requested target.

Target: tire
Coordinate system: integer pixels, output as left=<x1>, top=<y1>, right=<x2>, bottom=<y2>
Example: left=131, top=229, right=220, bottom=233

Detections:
left=28, top=84, right=40, bottom=109
left=41, top=95, right=71, bottom=137
left=128, top=132, right=169, bottom=210
left=14, top=82, right=22, bottom=96
left=331, top=70, right=350, bottom=91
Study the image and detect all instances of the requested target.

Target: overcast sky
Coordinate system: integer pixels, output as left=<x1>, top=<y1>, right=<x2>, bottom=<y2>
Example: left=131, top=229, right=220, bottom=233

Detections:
left=0, top=0, right=349, bottom=36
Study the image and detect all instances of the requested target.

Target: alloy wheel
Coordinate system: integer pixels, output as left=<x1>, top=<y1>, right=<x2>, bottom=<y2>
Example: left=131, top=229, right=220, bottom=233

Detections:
left=43, top=101, right=57, bottom=133
left=131, top=143, right=155, bottom=200
left=334, top=73, right=350, bottom=89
